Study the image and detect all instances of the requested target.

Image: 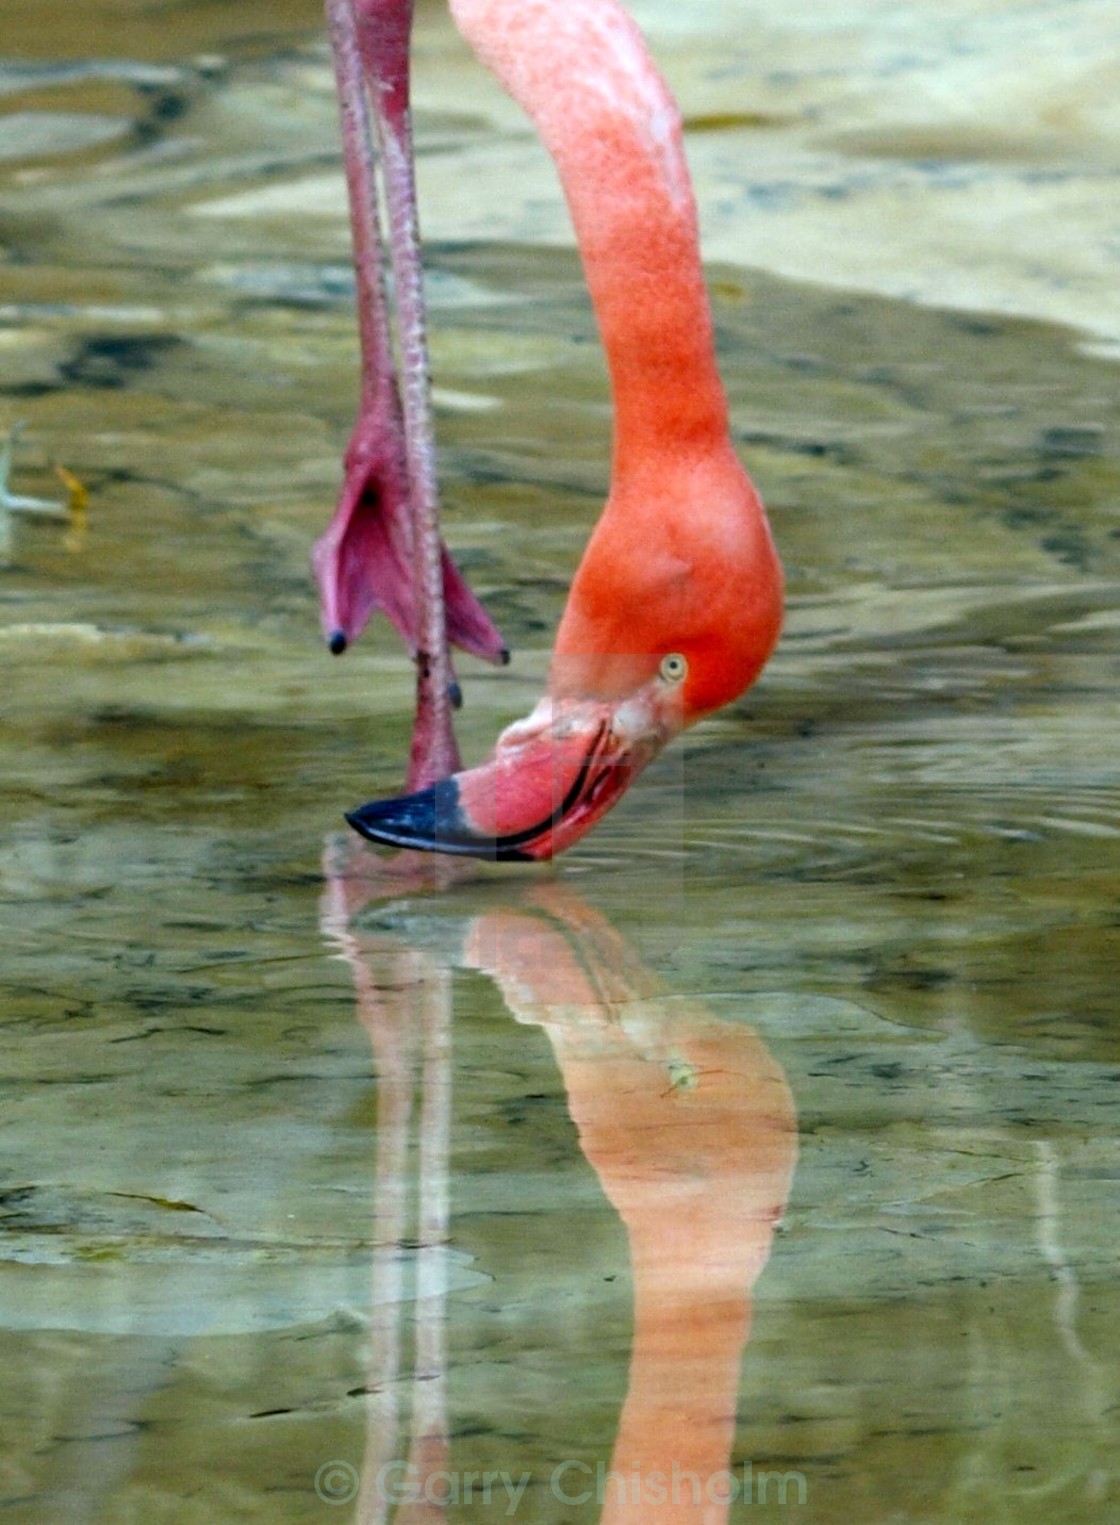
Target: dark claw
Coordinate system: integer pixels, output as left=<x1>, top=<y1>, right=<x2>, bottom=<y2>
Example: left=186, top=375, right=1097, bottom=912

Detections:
left=448, top=680, right=463, bottom=709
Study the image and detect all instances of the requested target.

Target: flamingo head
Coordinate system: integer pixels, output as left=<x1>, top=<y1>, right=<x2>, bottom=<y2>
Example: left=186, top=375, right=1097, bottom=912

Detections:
left=347, top=456, right=783, bottom=860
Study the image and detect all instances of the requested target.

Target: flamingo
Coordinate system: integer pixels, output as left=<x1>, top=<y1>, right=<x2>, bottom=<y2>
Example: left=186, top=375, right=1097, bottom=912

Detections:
left=329, top=0, right=783, bottom=859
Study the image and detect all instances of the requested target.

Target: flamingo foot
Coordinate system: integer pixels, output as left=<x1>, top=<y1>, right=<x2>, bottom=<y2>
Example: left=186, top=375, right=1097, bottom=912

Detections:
left=311, top=393, right=506, bottom=664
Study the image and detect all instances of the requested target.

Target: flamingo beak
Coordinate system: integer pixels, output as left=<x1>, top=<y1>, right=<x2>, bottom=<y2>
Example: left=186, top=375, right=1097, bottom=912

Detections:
left=346, top=689, right=677, bottom=861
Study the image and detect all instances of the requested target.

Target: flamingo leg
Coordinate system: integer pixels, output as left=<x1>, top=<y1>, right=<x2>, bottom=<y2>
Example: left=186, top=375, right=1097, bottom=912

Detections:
left=352, top=0, right=457, bottom=788
left=316, top=0, right=506, bottom=792
left=317, top=0, right=415, bottom=669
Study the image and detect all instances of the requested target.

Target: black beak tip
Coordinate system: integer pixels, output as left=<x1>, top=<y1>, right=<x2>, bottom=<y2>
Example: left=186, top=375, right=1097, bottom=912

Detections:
left=328, top=629, right=348, bottom=655
left=345, top=779, right=533, bottom=862
left=345, top=788, right=441, bottom=852
left=344, top=805, right=391, bottom=844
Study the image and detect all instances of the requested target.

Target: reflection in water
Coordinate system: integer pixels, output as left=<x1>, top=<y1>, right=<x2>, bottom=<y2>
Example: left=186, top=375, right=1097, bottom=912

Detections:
left=468, top=892, right=799, bottom=1522
left=321, top=845, right=797, bottom=1521
left=320, top=843, right=458, bottom=1523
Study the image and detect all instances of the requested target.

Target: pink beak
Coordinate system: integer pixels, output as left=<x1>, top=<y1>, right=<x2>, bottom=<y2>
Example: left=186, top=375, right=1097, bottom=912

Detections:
left=346, top=691, right=675, bottom=861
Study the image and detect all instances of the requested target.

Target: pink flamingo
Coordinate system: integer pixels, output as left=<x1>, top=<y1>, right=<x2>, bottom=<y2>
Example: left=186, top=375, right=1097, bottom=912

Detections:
left=325, top=0, right=782, bottom=858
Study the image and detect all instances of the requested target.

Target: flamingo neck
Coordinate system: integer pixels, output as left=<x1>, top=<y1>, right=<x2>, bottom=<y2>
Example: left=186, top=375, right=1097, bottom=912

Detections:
left=450, top=0, right=729, bottom=473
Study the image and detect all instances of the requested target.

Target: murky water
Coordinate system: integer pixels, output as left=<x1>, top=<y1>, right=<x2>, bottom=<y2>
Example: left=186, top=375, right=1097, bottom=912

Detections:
left=2, top=3, right=1118, bottom=1522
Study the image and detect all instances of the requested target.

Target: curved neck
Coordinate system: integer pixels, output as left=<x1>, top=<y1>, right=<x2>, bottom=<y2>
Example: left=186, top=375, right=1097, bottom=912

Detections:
left=450, top=0, right=729, bottom=473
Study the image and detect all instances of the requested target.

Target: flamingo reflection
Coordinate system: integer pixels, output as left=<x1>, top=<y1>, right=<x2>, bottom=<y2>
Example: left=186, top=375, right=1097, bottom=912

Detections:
left=320, top=847, right=797, bottom=1523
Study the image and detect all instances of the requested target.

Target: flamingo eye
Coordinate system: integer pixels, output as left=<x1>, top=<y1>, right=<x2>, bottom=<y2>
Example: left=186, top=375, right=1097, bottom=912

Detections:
left=659, top=652, right=688, bottom=684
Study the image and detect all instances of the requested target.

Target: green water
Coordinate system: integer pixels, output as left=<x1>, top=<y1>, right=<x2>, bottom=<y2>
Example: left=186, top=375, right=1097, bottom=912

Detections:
left=2, top=5, right=1118, bottom=1522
